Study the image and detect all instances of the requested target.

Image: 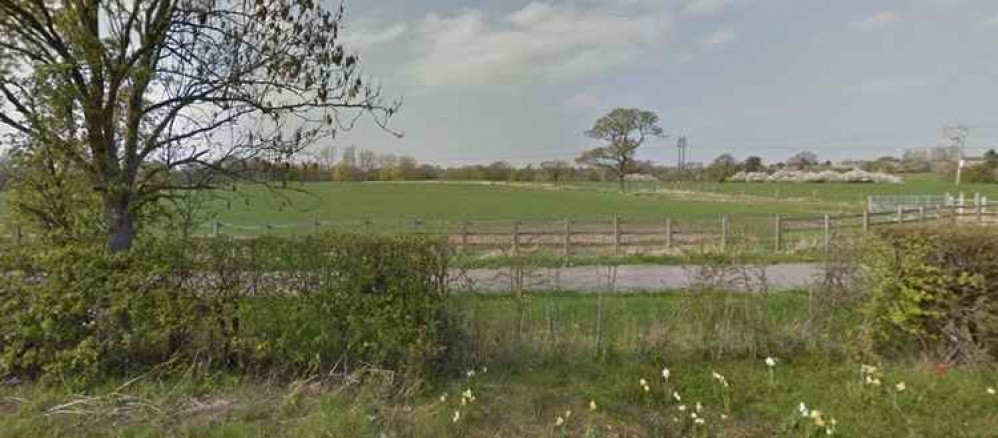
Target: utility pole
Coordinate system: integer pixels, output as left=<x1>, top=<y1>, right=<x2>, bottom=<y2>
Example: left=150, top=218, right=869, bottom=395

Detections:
left=676, top=136, right=688, bottom=176
left=944, top=125, right=969, bottom=186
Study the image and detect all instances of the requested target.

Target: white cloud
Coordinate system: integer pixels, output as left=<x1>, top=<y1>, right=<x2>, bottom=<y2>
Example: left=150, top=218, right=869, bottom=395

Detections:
left=345, top=22, right=409, bottom=51
left=565, top=93, right=600, bottom=109
left=684, top=0, right=732, bottom=16
left=404, top=2, right=673, bottom=89
left=699, top=27, right=738, bottom=50
left=985, top=14, right=998, bottom=29
left=858, top=76, right=927, bottom=94
left=850, top=11, right=900, bottom=32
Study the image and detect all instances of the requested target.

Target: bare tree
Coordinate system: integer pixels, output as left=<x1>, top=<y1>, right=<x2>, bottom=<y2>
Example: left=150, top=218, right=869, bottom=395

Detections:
left=576, top=108, right=663, bottom=189
left=0, top=0, right=398, bottom=251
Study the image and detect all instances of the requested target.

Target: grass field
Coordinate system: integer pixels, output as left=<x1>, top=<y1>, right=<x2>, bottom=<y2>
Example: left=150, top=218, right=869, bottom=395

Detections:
left=1, top=175, right=994, bottom=236
left=208, top=182, right=828, bottom=227
left=4, top=291, right=996, bottom=437
left=575, top=173, right=998, bottom=204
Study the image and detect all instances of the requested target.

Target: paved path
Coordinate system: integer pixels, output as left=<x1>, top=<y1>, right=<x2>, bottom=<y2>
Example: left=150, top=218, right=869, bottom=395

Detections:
left=454, top=263, right=822, bottom=293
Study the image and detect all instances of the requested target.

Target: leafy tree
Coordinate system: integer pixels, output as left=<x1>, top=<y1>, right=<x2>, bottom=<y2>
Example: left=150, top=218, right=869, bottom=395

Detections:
left=540, top=160, right=571, bottom=185
left=0, top=0, right=398, bottom=251
left=742, top=156, right=765, bottom=173
left=786, top=151, right=819, bottom=170
left=983, top=149, right=998, bottom=168
left=576, top=108, right=664, bottom=189
left=704, top=153, right=738, bottom=182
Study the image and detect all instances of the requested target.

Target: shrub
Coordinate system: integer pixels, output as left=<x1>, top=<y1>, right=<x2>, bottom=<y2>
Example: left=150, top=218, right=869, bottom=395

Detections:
left=727, top=169, right=903, bottom=184
left=861, top=226, right=998, bottom=363
left=0, top=234, right=457, bottom=383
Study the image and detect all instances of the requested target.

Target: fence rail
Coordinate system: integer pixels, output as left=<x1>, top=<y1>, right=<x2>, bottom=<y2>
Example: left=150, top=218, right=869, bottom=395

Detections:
left=187, top=204, right=994, bottom=257
left=4, top=204, right=993, bottom=256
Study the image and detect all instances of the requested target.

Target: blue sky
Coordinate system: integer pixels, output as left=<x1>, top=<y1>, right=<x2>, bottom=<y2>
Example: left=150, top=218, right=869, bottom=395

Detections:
left=335, top=0, right=998, bottom=166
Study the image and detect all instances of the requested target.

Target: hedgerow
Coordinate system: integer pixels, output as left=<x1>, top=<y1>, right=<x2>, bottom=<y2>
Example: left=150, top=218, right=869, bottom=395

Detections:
left=861, top=226, right=998, bottom=363
left=0, top=234, right=457, bottom=384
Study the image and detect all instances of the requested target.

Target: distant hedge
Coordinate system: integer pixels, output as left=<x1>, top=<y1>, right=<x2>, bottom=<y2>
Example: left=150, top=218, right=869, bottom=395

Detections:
left=862, top=226, right=998, bottom=363
left=0, top=234, right=457, bottom=383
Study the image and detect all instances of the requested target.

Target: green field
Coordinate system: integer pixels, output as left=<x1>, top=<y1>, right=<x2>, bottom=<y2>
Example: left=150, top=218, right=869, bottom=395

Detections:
left=569, top=173, right=998, bottom=203
left=2, top=175, right=994, bottom=235
left=206, top=182, right=832, bottom=235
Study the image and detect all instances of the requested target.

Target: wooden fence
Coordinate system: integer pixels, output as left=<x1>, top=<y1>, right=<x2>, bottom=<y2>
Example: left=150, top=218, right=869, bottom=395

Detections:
left=185, top=204, right=995, bottom=257
left=4, top=205, right=994, bottom=256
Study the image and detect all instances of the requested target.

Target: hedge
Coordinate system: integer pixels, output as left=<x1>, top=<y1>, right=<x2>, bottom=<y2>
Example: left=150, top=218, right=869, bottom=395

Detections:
left=0, top=234, right=457, bottom=383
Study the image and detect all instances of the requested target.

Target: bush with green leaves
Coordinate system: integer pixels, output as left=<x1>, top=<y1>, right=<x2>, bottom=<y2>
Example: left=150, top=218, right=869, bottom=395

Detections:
left=0, top=234, right=457, bottom=384
left=861, top=226, right=998, bottom=363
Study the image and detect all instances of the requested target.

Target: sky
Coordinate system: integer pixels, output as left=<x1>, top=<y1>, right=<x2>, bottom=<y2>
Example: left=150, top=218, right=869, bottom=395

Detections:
left=329, top=0, right=998, bottom=166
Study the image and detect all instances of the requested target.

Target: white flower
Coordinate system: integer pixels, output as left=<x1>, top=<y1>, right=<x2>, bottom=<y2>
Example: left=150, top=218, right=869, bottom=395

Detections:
left=452, top=410, right=461, bottom=423
left=466, top=370, right=476, bottom=378
left=639, top=378, right=648, bottom=387
left=555, top=416, right=565, bottom=427
left=765, top=357, right=777, bottom=367
left=695, top=402, right=703, bottom=413
left=987, top=387, right=996, bottom=395
left=895, top=382, right=906, bottom=392
left=461, top=388, right=475, bottom=405
left=678, top=404, right=687, bottom=411
left=439, top=393, right=448, bottom=403
left=694, top=417, right=705, bottom=425
left=481, top=367, right=488, bottom=374
left=565, top=410, right=572, bottom=419
left=661, top=367, right=670, bottom=380
left=589, top=400, right=598, bottom=411
left=721, top=414, right=729, bottom=420
left=672, top=391, right=682, bottom=402
left=798, top=402, right=810, bottom=418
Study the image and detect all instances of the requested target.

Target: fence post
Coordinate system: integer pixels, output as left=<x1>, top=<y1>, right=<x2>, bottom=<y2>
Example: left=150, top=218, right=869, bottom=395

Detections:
left=212, top=220, right=220, bottom=237
left=823, top=214, right=831, bottom=254
left=867, top=195, right=873, bottom=213
left=512, top=221, right=520, bottom=256
left=896, top=206, right=903, bottom=224
left=562, top=218, right=570, bottom=258
left=976, top=194, right=983, bottom=222
left=774, top=215, right=782, bottom=253
left=721, top=215, right=729, bottom=251
left=863, top=210, right=870, bottom=232
left=461, top=221, right=469, bottom=253
left=612, top=215, right=620, bottom=256
left=665, top=218, right=673, bottom=249
left=918, top=207, right=925, bottom=223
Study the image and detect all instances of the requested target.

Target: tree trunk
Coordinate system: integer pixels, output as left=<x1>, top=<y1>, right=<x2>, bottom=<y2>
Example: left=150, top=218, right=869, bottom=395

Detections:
left=105, top=194, right=135, bottom=252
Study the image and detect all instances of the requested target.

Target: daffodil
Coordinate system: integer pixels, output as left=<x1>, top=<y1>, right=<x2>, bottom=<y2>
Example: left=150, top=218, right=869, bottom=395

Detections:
left=678, top=404, right=687, bottom=411
left=798, top=402, right=810, bottom=418
left=765, top=357, right=777, bottom=367
left=452, top=410, right=461, bottom=423
left=987, top=387, right=996, bottom=395
left=895, top=382, right=906, bottom=392
left=439, top=393, right=448, bottom=403
left=555, top=416, right=565, bottom=427
left=662, top=367, right=670, bottom=380
left=672, top=391, right=682, bottom=402
left=589, top=400, right=598, bottom=411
